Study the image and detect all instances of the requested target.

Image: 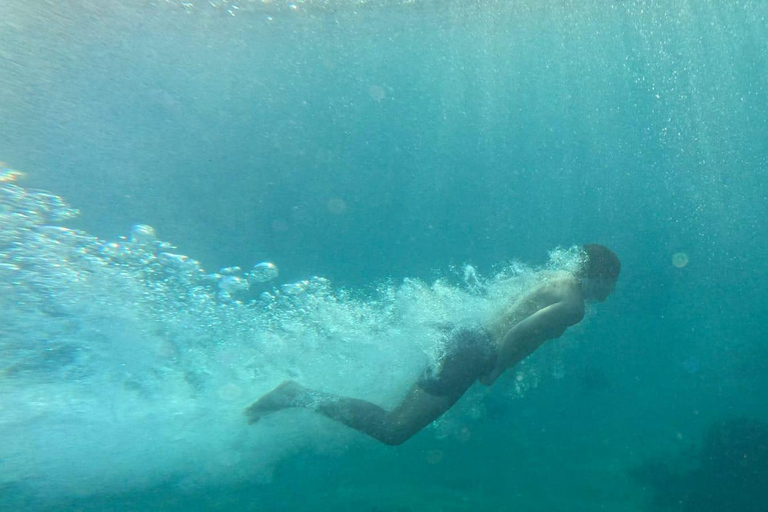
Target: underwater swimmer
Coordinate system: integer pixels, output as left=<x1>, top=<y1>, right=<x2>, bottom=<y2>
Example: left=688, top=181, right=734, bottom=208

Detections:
left=245, top=244, right=620, bottom=445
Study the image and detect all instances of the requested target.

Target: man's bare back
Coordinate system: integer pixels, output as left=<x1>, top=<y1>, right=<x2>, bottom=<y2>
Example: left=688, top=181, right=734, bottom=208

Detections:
left=481, top=270, right=588, bottom=385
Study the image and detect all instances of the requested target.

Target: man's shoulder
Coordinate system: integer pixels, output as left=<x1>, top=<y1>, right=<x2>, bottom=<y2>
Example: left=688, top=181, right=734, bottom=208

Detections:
left=546, top=271, right=581, bottom=293
left=547, top=273, right=585, bottom=322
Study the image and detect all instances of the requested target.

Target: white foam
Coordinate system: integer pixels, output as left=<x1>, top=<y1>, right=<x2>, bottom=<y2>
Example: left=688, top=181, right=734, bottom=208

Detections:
left=0, top=183, right=570, bottom=504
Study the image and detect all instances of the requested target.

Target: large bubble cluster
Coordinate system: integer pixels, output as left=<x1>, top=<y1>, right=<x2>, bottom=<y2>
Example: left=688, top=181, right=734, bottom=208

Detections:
left=0, top=181, right=566, bottom=506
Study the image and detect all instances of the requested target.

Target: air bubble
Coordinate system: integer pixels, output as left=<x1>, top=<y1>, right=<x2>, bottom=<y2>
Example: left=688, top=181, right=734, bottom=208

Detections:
left=100, top=242, right=129, bottom=258
left=36, top=225, right=77, bottom=240
left=326, top=197, right=347, bottom=215
left=368, top=85, right=386, bottom=102
left=157, top=252, right=189, bottom=268
left=35, top=192, right=79, bottom=222
left=47, top=207, right=79, bottom=223
left=156, top=241, right=175, bottom=251
left=248, top=262, right=278, bottom=283
left=130, top=225, right=156, bottom=245
left=218, top=275, right=249, bottom=293
left=672, top=252, right=689, bottom=268
left=0, top=165, right=24, bottom=183
left=281, top=280, right=308, bottom=295
left=203, top=273, right=222, bottom=283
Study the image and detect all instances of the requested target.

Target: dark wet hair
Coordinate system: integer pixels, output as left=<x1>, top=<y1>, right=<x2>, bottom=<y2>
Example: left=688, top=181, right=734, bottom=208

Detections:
left=581, top=244, right=621, bottom=281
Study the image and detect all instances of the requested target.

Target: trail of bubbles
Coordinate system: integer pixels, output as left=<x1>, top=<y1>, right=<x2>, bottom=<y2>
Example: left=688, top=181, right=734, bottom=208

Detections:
left=0, top=181, right=576, bottom=504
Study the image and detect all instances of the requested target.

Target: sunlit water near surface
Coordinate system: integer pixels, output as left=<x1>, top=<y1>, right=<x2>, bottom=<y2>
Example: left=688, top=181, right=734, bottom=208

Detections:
left=2, top=0, right=768, bottom=510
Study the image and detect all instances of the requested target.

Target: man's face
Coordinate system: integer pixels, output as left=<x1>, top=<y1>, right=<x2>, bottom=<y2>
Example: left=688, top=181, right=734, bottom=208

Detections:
left=593, top=277, right=616, bottom=302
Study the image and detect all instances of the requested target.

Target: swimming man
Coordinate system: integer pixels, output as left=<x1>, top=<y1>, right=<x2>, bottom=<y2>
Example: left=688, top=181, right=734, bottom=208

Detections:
left=245, top=244, right=620, bottom=445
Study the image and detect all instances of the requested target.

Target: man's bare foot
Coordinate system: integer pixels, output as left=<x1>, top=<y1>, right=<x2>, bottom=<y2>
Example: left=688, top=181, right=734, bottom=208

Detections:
left=244, top=380, right=306, bottom=424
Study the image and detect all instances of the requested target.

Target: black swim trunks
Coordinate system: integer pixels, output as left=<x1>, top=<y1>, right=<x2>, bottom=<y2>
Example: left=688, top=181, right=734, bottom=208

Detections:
left=416, top=324, right=497, bottom=397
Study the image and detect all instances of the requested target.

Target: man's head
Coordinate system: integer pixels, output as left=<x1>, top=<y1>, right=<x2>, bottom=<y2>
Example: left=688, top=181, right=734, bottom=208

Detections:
left=579, top=244, right=621, bottom=301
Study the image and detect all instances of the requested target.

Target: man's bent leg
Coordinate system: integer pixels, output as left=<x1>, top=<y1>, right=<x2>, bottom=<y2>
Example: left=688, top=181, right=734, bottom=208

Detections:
left=245, top=381, right=466, bottom=445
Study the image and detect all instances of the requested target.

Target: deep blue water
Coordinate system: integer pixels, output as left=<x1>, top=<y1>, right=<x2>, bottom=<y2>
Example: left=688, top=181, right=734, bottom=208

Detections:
left=1, top=1, right=767, bottom=511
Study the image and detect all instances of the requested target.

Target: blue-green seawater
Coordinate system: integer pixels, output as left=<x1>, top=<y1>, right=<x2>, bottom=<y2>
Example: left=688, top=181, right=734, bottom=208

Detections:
left=1, top=1, right=767, bottom=511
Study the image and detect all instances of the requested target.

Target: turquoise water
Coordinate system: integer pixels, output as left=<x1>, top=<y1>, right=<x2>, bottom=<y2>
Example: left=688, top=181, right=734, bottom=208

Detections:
left=1, top=0, right=767, bottom=510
